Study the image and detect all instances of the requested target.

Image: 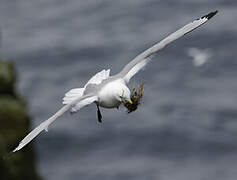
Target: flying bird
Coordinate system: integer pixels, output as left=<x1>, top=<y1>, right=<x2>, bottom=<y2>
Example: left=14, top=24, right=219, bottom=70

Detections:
left=187, top=47, right=212, bottom=66
left=13, top=11, right=218, bottom=153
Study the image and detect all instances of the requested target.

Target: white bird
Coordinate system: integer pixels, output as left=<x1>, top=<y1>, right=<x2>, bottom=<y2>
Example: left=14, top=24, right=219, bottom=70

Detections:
left=13, top=11, right=218, bottom=153
left=187, top=47, right=212, bottom=66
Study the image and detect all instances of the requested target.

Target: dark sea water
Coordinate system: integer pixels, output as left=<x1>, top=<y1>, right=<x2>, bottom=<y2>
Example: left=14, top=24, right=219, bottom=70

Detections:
left=1, top=0, right=237, bottom=180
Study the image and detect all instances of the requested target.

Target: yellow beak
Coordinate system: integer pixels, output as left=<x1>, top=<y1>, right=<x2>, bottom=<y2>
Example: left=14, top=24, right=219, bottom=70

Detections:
left=127, top=99, right=133, bottom=104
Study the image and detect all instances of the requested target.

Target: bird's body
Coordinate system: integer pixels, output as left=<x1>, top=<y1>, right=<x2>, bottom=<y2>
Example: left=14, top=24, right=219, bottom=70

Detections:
left=12, top=11, right=218, bottom=153
left=97, top=79, right=130, bottom=108
left=66, top=72, right=131, bottom=109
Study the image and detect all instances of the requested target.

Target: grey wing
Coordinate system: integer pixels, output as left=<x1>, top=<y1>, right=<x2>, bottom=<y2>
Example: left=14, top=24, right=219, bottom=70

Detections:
left=12, top=94, right=98, bottom=153
left=116, top=11, right=218, bottom=83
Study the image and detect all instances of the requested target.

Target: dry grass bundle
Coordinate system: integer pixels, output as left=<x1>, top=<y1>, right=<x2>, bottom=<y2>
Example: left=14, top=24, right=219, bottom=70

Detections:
left=122, top=82, right=144, bottom=113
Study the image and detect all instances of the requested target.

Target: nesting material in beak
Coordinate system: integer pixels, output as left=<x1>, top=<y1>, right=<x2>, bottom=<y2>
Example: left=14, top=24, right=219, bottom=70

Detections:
left=122, top=82, right=144, bottom=113
left=127, top=99, right=133, bottom=104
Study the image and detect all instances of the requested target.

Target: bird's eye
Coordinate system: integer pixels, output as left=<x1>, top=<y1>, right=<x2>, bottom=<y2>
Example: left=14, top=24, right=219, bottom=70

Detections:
left=120, top=96, right=124, bottom=100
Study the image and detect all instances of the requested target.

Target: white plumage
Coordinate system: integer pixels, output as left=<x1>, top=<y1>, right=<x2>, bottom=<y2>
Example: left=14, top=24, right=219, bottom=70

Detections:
left=85, top=69, right=110, bottom=86
left=63, top=88, right=84, bottom=104
left=62, top=69, right=110, bottom=105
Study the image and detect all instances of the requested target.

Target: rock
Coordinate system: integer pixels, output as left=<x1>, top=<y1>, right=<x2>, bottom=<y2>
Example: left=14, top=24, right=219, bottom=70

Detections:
left=0, top=60, right=41, bottom=180
left=0, top=60, right=16, bottom=95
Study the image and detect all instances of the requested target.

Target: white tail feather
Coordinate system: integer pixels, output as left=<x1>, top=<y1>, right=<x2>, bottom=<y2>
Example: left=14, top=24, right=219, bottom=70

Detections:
left=62, top=69, right=110, bottom=105
left=63, top=88, right=84, bottom=104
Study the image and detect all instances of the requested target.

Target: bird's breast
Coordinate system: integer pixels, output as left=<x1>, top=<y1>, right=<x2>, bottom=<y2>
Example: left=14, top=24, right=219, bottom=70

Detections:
left=98, top=96, right=121, bottom=108
left=97, top=81, right=123, bottom=108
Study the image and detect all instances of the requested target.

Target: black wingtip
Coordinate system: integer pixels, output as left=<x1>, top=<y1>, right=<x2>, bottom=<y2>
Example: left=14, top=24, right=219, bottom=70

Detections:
left=201, top=10, right=218, bottom=20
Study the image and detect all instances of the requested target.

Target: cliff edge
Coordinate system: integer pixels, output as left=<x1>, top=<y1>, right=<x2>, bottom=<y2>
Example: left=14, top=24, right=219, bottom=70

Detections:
left=0, top=60, right=41, bottom=180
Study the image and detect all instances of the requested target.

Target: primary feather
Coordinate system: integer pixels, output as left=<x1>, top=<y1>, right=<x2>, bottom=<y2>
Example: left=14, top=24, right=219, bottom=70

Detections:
left=13, top=95, right=97, bottom=152
left=118, top=11, right=218, bottom=83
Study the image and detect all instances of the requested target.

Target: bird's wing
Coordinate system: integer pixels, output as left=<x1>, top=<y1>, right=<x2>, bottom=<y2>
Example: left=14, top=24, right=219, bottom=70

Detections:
left=85, top=69, right=110, bottom=87
left=13, top=94, right=98, bottom=153
left=117, top=11, right=218, bottom=83
left=62, top=69, right=110, bottom=105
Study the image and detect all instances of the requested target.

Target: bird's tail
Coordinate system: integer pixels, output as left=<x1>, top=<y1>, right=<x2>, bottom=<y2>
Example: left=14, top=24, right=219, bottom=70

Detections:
left=12, top=104, right=71, bottom=153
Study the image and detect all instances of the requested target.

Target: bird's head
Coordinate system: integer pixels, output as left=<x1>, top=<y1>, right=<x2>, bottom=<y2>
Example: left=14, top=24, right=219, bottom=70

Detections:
left=115, top=85, right=132, bottom=105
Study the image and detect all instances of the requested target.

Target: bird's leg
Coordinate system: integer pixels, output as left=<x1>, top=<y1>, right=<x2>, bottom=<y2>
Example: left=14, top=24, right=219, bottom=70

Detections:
left=96, top=105, right=102, bottom=123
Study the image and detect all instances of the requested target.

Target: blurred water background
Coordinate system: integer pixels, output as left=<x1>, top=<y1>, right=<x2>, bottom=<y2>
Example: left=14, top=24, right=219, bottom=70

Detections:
left=1, top=0, right=237, bottom=179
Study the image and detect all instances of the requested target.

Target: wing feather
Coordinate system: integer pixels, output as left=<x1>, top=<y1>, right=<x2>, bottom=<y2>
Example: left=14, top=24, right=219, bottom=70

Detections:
left=85, top=69, right=110, bottom=86
left=117, top=11, right=218, bottom=83
left=13, top=95, right=97, bottom=153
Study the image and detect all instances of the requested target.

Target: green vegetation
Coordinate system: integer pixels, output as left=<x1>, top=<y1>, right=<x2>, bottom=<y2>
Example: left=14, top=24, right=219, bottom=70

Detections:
left=122, top=82, right=144, bottom=113
left=0, top=60, right=41, bottom=180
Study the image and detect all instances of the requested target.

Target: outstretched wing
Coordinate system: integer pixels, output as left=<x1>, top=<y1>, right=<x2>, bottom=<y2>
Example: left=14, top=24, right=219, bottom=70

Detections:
left=85, top=69, right=110, bottom=86
left=117, top=11, right=218, bottom=83
left=13, top=95, right=98, bottom=153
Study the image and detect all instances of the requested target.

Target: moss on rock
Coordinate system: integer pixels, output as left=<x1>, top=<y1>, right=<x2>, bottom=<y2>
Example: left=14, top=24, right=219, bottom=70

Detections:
left=0, top=60, right=41, bottom=180
left=0, top=60, right=16, bottom=95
